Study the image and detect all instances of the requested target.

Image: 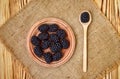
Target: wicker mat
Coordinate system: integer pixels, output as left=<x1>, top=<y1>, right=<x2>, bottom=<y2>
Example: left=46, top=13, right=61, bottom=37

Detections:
left=0, top=0, right=120, bottom=79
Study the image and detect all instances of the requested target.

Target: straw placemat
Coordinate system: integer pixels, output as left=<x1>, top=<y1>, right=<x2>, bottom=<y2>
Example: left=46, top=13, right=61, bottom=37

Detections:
left=0, top=0, right=120, bottom=79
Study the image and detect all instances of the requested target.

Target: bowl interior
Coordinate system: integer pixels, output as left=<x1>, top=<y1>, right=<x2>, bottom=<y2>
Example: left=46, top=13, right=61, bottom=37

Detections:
left=27, top=18, right=75, bottom=67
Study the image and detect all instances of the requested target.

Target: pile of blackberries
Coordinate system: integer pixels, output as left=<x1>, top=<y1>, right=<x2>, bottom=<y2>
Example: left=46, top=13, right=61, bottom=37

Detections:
left=31, top=23, right=70, bottom=64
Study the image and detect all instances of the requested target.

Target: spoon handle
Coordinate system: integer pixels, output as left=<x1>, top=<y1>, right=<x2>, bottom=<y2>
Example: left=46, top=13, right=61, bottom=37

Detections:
left=83, top=27, right=88, bottom=72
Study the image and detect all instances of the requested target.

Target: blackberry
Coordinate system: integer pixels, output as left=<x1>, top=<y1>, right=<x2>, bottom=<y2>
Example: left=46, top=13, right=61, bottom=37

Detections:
left=48, top=24, right=59, bottom=32
left=56, top=29, right=66, bottom=39
left=38, top=32, right=49, bottom=40
left=43, top=52, right=52, bottom=64
left=49, top=34, right=59, bottom=42
left=80, top=12, right=90, bottom=23
left=38, top=24, right=49, bottom=32
left=53, top=52, right=63, bottom=61
left=61, top=39, right=70, bottom=49
left=50, top=42, right=62, bottom=52
left=41, top=40, right=50, bottom=49
left=33, top=46, right=43, bottom=57
left=31, top=36, right=40, bottom=46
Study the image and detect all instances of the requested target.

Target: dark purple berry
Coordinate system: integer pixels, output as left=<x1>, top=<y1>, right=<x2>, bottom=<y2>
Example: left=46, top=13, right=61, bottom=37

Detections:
left=43, top=52, right=52, bottom=64
left=34, top=46, right=43, bottom=57
left=38, top=32, right=49, bottom=40
left=56, top=29, right=66, bottom=39
left=31, top=36, right=40, bottom=46
left=48, top=24, right=59, bottom=32
left=38, top=24, right=49, bottom=32
left=52, top=52, right=63, bottom=61
left=61, top=39, right=70, bottom=49
left=41, top=40, right=50, bottom=49
left=80, top=12, right=90, bottom=23
left=49, top=34, right=59, bottom=42
left=50, top=42, right=62, bottom=52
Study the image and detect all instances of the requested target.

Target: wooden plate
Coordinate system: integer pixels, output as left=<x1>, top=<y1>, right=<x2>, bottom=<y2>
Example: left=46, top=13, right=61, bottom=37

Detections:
left=27, top=18, right=76, bottom=67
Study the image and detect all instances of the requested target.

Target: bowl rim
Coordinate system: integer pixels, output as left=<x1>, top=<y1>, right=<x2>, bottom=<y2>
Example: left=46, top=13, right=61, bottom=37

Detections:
left=27, top=17, right=76, bottom=67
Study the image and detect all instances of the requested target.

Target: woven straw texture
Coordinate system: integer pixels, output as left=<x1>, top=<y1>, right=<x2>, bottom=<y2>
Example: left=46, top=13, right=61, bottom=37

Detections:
left=0, top=0, right=120, bottom=79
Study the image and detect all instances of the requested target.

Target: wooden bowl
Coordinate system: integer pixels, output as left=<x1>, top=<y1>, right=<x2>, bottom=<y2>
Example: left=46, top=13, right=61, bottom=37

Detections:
left=27, top=18, right=75, bottom=67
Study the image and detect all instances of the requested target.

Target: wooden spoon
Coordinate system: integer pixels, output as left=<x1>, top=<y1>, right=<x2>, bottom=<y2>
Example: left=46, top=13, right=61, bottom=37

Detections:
left=79, top=10, right=92, bottom=72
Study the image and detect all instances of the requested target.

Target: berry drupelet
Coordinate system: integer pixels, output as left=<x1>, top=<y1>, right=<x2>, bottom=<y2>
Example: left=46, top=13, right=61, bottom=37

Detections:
left=50, top=42, right=62, bottom=52
left=52, top=52, right=63, bottom=61
left=49, top=34, right=59, bottom=42
left=38, top=32, right=49, bottom=40
left=33, top=46, right=43, bottom=57
left=43, top=52, right=53, bottom=64
left=61, top=39, right=70, bottom=49
left=31, top=36, right=40, bottom=46
left=38, top=24, right=49, bottom=32
left=56, top=29, right=66, bottom=39
left=80, top=12, right=90, bottom=23
left=41, top=40, right=50, bottom=49
left=48, top=24, right=59, bottom=32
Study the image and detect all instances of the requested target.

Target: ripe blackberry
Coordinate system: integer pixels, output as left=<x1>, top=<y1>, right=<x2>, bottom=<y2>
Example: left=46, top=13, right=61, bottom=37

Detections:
left=50, top=42, right=62, bottom=52
left=43, top=52, right=53, bottom=64
left=61, top=39, right=70, bottom=49
left=56, top=29, right=66, bottom=39
left=41, top=40, right=50, bottom=49
left=52, top=52, right=63, bottom=61
left=38, top=32, right=49, bottom=40
left=49, top=34, right=59, bottom=42
left=33, top=46, right=43, bottom=57
left=38, top=24, right=49, bottom=32
left=31, top=36, right=40, bottom=46
left=48, top=24, right=59, bottom=32
left=80, top=12, right=90, bottom=23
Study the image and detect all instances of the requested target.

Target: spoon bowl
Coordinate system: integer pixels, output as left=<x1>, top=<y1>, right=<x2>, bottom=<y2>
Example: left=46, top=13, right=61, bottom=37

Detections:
left=79, top=10, right=92, bottom=28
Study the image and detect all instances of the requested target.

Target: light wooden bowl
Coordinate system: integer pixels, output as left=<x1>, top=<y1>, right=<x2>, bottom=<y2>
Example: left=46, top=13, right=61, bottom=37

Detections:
left=27, top=18, right=75, bottom=67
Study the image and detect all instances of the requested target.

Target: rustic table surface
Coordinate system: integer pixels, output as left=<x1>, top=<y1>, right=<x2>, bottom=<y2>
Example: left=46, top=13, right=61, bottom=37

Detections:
left=0, top=0, right=120, bottom=79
